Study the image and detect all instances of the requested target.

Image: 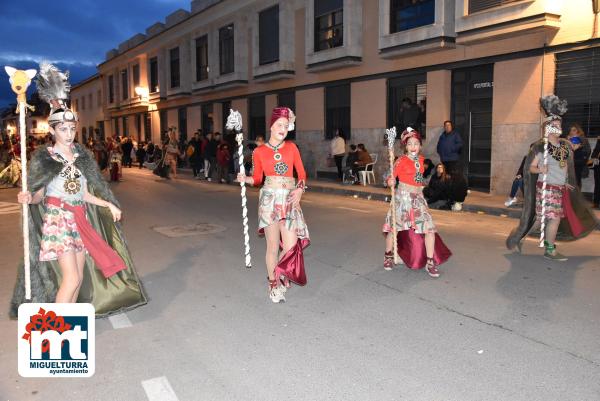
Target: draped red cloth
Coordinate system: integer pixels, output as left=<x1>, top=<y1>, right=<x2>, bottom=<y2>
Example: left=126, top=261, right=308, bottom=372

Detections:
left=45, top=197, right=126, bottom=278
left=274, top=238, right=310, bottom=286
left=396, top=230, right=452, bottom=269
left=561, top=187, right=585, bottom=237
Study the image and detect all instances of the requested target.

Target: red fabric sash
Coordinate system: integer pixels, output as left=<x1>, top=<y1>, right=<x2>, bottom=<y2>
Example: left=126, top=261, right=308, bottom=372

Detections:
left=45, top=197, right=126, bottom=278
left=274, top=238, right=310, bottom=286
left=561, top=187, right=585, bottom=237
left=396, top=230, right=452, bottom=269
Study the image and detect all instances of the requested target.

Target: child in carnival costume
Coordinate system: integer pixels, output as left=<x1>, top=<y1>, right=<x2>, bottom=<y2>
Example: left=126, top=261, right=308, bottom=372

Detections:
left=382, top=127, right=452, bottom=277
left=238, top=107, right=309, bottom=303
left=10, top=62, right=146, bottom=318
left=506, top=96, right=597, bottom=260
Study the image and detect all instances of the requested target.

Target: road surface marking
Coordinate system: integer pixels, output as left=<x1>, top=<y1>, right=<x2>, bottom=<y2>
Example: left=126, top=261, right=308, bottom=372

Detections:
left=337, top=206, right=370, bottom=213
left=142, top=376, right=180, bottom=401
left=0, top=201, right=21, bottom=215
left=108, top=313, right=133, bottom=329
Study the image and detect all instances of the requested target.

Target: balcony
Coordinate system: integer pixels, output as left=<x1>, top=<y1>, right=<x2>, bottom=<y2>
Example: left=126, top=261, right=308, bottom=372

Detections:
left=455, top=0, right=561, bottom=45
left=379, top=0, right=456, bottom=58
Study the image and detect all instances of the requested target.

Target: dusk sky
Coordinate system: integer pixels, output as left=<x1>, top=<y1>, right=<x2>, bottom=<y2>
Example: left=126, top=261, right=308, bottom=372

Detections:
left=0, top=0, right=189, bottom=109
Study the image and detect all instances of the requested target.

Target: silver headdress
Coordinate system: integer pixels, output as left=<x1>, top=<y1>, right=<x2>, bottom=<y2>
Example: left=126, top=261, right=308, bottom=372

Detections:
left=36, top=62, right=77, bottom=126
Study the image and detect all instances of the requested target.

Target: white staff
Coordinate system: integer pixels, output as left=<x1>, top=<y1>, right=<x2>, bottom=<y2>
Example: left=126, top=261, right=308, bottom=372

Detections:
left=5, top=66, right=37, bottom=299
left=226, top=109, right=252, bottom=268
left=386, top=126, right=399, bottom=265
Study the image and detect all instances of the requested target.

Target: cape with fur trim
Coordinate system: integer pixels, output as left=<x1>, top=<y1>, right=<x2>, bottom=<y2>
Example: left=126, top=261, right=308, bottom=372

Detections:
left=10, top=143, right=147, bottom=318
left=506, top=139, right=598, bottom=250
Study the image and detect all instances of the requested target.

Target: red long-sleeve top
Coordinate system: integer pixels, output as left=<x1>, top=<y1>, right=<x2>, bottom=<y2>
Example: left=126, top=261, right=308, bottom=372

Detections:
left=394, top=154, right=425, bottom=186
left=251, top=141, right=306, bottom=186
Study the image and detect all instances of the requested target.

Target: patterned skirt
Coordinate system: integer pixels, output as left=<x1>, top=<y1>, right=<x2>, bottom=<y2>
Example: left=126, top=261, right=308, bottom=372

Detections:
left=39, top=202, right=86, bottom=261
left=258, top=177, right=309, bottom=240
left=536, top=181, right=564, bottom=220
left=383, top=182, right=436, bottom=234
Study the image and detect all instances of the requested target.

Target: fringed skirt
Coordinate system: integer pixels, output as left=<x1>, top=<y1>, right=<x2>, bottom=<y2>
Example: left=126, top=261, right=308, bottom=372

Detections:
left=258, top=176, right=310, bottom=285
left=536, top=182, right=564, bottom=220
left=39, top=202, right=86, bottom=261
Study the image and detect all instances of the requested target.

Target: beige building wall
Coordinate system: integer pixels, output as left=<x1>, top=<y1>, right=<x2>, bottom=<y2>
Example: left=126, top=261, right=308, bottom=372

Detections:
left=491, top=55, right=555, bottom=195
left=265, top=94, right=277, bottom=130
left=90, top=0, right=599, bottom=192
left=424, top=70, right=452, bottom=163
left=295, top=87, right=324, bottom=177
left=71, top=76, right=103, bottom=142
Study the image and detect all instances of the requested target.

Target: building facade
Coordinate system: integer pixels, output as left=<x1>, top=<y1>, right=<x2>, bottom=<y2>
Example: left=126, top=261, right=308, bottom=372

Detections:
left=70, top=74, right=106, bottom=143
left=88, top=0, right=598, bottom=194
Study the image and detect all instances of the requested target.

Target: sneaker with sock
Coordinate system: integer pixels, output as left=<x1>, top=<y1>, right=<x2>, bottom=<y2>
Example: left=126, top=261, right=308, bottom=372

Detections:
left=504, top=197, right=517, bottom=207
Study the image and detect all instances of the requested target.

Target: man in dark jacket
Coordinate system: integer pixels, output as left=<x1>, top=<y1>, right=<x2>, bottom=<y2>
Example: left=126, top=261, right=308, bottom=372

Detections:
left=121, top=137, right=134, bottom=168
left=205, top=132, right=220, bottom=181
left=437, top=120, right=463, bottom=175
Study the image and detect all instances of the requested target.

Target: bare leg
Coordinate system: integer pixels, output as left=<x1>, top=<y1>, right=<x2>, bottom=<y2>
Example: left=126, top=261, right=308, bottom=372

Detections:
left=424, top=232, right=435, bottom=259
left=70, top=251, right=86, bottom=303
left=545, top=218, right=560, bottom=253
left=385, top=232, right=394, bottom=253
left=278, top=220, right=298, bottom=259
left=171, top=159, right=177, bottom=178
left=263, top=223, right=281, bottom=281
left=55, top=251, right=83, bottom=303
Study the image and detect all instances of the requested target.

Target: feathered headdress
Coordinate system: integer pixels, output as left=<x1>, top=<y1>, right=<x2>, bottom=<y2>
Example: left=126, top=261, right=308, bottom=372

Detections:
left=540, top=95, right=567, bottom=121
left=36, top=62, right=77, bottom=125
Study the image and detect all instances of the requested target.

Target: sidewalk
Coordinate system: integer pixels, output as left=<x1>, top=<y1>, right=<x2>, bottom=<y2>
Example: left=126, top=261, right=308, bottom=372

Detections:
left=142, top=167, right=600, bottom=222
left=308, top=179, right=526, bottom=218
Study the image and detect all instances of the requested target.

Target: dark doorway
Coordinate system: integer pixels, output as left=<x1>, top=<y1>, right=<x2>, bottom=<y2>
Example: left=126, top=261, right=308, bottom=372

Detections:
left=451, top=64, right=494, bottom=191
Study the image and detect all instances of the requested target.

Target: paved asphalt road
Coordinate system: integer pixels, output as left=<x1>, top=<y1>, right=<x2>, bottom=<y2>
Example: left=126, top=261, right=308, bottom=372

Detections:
left=0, top=168, right=599, bottom=401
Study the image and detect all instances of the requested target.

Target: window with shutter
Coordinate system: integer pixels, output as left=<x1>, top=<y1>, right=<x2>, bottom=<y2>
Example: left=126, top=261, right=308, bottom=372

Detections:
left=555, top=48, right=600, bottom=138
left=469, top=0, right=521, bottom=14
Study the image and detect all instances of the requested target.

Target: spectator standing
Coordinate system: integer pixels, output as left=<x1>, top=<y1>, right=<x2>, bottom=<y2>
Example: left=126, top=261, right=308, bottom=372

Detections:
left=205, top=132, right=220, bottom=181
left=566, top=123, right=591, bottom=188
left=121, top=137, right=133, bottom=168
left=329, top=128, right=346, bottom=180
left=136, top=141, right=147, bottom=169
left=216, top=143, right=231, bottom=183
left=436, top=120, right=463, bottom=175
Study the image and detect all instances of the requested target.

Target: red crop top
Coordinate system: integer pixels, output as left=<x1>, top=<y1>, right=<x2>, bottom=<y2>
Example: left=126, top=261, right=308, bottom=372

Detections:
left=394, top=155, right=425, bottom=186
left=251, top=141, right=307, bottom=186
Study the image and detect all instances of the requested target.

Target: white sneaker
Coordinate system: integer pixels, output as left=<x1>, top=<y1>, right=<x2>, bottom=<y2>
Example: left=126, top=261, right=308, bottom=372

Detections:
left=207, top=177, right=212, bottom=182
left=269, top=286, right=286, bottom=303
left=504, top=197, right=517, bottom=207
left=452, top=202, right=463, bottom=211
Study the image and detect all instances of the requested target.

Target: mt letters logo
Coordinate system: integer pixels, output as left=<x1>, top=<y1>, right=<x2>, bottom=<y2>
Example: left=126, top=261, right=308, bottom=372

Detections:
left=18, top=303, right=95, bottom=377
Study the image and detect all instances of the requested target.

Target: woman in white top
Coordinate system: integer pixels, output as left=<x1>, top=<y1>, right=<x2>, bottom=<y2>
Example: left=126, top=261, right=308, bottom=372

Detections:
left=329, top=128, right=346, bottom=180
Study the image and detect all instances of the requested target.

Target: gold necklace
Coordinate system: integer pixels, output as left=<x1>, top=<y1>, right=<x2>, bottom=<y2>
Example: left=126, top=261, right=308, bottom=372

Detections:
left=548, top=141, right=569, bottom=168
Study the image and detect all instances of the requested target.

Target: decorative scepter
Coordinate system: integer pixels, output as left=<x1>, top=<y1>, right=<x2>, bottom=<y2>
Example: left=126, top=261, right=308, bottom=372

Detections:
left=539, top=124, right=550, bottom=248
left=226, top=109, right=252, bottom=268
left=386, top=126, right=399, bottom=265
left=5, top=66, right=37, bottom=299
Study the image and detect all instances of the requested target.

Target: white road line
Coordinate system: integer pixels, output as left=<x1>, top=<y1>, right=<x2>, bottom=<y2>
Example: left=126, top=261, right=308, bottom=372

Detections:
left=336, top=206, right=371, bottom=213
left=142, top=376, right=180, bottom=401
left=108, top=313, right=133, bottom=329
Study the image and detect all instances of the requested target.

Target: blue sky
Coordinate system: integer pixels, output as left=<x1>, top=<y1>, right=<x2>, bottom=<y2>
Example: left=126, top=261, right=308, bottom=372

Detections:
left=0, top=0, right=189, bottom=108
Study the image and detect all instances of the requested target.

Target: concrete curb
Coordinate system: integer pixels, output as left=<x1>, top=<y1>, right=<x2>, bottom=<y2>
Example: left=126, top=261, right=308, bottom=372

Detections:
left=308, top=183, right=523, bottom=219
